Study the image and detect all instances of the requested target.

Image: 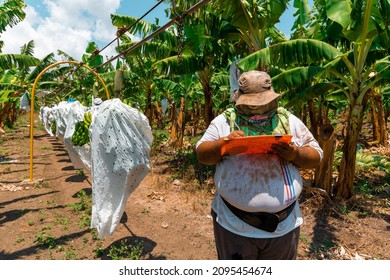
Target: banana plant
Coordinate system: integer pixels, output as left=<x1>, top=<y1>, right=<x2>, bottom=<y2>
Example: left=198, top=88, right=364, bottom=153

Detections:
left=0, top=40, right=55, bottom=128
left=0, top=0, right=25, bottom=34
left=154, top=2, right=238, bottom=125
left=237, top=0, right=390, bottom=199
left=111, top=13, right=181, bottom=120
left=212, top=0, right=289, bottom=51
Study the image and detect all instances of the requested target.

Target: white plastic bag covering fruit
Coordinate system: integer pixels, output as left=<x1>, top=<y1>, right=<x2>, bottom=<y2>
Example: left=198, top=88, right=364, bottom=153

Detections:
left=161, top=98, right=168, bottom=116
left=90, top=98, right=153, bottom=238
left=39, top=106, right=55, bottom=136
left=229, top=59, right=241, bottom=100
left=63, top=101, right=91, bottom=170
left=51, top=101, right=73, bottom=142
left=20, top=91, right=30, bottom=111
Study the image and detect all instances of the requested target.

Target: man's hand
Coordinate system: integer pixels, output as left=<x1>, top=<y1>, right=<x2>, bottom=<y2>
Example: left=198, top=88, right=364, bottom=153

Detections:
left=197, top=130, right=245, bottom=165
left=271, top=142, right=298, bottom=162
left=227, top=130, right=245, bottom=140
left=271, top=142, right=321, bottom=168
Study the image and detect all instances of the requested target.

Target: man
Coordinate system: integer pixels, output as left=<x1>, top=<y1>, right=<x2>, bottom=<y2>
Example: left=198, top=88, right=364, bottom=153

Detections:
left=196, top=70, right=323, bottom=260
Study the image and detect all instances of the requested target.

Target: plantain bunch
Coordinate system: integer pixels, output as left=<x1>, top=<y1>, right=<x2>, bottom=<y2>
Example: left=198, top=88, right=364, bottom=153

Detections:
left=71, top=111, right=92, bottom=146
left=51, top=121, right=57, bottom=135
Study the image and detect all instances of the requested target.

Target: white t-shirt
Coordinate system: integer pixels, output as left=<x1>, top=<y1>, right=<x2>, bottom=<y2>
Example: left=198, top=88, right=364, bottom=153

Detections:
left=196, top=112, right=323, bottom=238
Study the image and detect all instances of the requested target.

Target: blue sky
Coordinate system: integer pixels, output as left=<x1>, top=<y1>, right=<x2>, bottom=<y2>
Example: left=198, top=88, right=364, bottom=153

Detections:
left=2, top=0, right=304, bottom=60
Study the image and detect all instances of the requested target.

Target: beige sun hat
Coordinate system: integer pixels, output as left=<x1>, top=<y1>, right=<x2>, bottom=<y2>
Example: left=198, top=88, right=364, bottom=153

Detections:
left=232, top=70, right=281, bottom=107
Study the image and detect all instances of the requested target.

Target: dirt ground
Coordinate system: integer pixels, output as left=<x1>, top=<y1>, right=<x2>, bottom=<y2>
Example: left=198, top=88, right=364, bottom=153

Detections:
left=0, top=114, right=389, bottom=260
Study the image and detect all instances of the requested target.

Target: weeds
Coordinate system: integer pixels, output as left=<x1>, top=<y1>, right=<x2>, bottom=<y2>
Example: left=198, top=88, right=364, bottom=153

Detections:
left=54, top=214, right=69, bottom=227
left=93, top=247, right=105, bottom=258
left=168, top=147, right=215, bottom=190
left=34, top=180, right=49, bottom=189
left=0, top=135, right=5, bottom=145
left=152, top=129, right=169, bottom=150
left=63, top=245, right=76, bottom=260
left=299, top=233, right=311, bottom=245
left=34, top=231, right=56, bottom=249
left=2, top=166, right=11, bottom=173
left=40, top=146, right=52, bottom=150
left=76, top=169, right=85, bottom=176
left=310, top=239, right=337, bottom=254
left=69, top=189, right=91, bottom=212
left=16, top=236, right=25, bottom=243
left=107, top=239, right=144, bottom=260
left=79, top=213, right=91, bottom=228
left=38, top=210, right=45, bottom=222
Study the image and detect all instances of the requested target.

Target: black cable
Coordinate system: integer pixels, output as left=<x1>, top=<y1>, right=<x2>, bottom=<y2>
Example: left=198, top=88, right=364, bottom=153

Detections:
left=97, top=0, right=165, bottom=56
left=96, top=0, right=212, bottom=71
left=43, top=0, right=212, bottom=96
left=42, top=1, right=166, bottom=95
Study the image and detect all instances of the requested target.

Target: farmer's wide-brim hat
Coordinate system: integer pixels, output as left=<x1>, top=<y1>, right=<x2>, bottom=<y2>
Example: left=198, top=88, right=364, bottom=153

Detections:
left=233, top=70, right=281, bottom=107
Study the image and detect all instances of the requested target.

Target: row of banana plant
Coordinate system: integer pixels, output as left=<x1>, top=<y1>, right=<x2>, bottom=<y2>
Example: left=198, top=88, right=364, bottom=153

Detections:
left=1, top=0, right=389, bottom=200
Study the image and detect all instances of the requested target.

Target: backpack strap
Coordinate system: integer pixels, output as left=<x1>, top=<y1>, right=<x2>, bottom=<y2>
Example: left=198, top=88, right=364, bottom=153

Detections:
left=275, top=107, right=291, bottom=135
left=222, top=107, right=291, bottom=135
left=222, top=108, right=236, bottom=133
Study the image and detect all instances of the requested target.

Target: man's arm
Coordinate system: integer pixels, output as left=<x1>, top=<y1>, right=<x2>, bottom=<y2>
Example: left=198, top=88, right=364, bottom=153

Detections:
left=271, top=142, right=321, bottom=169
left=196, top=130, right=245, bottom=165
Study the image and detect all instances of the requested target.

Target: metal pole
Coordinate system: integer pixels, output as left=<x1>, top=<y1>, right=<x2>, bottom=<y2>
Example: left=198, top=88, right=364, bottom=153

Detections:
left=29, top=61, right=110, bottom=181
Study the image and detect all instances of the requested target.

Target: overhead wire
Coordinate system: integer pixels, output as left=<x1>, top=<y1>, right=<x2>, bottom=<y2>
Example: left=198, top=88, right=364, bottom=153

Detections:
left=96, top=0, right=165, bottom=58
left=44, top=0, right=166, bottom=93
left=96, top=0, right=212, bottom=70
left=42, top=0, right=212, bottom=97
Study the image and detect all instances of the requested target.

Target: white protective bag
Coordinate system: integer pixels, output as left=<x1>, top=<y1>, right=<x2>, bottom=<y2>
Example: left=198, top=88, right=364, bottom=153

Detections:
left=63, top=101, right=91, bottom=170
left=51, top=101, right=72, bottom=142
left=20, top=91, right=30, bottom=111
left=90, top=98, right=153, bottom=238
left=39, top=106, right=55, bottom=136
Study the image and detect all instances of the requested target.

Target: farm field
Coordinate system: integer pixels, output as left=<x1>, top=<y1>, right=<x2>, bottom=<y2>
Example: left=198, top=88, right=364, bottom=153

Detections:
left=0, top=113, right=389, bottom=260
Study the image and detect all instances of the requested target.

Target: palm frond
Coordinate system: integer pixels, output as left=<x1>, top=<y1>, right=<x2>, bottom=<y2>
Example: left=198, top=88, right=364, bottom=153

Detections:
left=26, top=53, right=56, bottom=82
left=111, top=14, right=176, bottom=47
left=273, top=66, right=325, bottom=91
left=57, top=50, right=77, bottom=61
left=20, top=40, right=35, bottom=56
left=284, top=82, right=339, bottom=108
left=237, top=39, right=342, bottom=71
left=0, top=53, right=40, bottom=70
left=0, top=0, right=26, bottom=33
left=154, top=51, right=204, bottom=75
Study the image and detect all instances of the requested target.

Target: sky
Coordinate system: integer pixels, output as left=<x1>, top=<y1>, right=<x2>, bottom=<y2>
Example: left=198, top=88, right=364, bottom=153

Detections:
left=1, top=0, right=299, bottom=61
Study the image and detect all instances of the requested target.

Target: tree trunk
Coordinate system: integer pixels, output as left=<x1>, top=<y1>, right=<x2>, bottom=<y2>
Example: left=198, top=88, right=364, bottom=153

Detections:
left=154, top=100, right=164, bottom=130
left=334, top=103, right=365, bottom=199
left=176, top=97, right=185, bottom=149
left=299, top=104, right=308, bottom=127
left=314, top=124, right=336, bottom=196
left=374, top=94, right=388, bottom=147
left=145, top=87, right=153, bottom=122
left=192, top=101, right=201, bottom=137
left=203, top=84, right=213, bottom=126
left=0, top=91, right=20, bottom=128
left=308, top=100, right=320, bottom=140
left=170, top=101, right=177, bottom=145
left=370, top=95, right=380, bottom=142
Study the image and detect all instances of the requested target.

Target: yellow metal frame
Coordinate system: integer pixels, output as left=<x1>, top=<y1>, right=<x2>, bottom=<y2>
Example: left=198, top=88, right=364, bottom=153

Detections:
left=29, top=61, right=110, bottom=181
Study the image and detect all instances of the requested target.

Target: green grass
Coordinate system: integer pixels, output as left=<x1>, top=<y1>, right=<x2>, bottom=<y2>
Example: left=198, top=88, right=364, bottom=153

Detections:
left=69, top=189, right=92, bottom=212
left=33, top=231, right=56, bottom=249
left=107, top=239, right=144, bottom=260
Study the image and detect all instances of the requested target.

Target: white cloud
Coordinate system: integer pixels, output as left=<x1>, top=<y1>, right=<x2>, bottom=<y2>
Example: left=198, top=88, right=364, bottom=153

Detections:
left=1, top=0, right=121, bottom=60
